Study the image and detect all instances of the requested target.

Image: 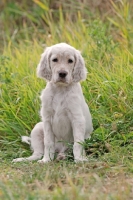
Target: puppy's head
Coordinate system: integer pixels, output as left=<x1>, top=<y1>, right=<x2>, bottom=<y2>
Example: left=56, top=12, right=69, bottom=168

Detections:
left=37, top=43, right=87, bottom=84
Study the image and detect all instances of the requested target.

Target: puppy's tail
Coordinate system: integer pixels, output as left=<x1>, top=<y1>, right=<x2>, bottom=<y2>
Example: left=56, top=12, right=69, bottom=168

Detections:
left=21, top=136, right=31, bottom=145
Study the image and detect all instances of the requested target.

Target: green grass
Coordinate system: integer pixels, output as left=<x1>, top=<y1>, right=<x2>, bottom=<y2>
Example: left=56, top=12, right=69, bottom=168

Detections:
left=0, top=0, right=133, bottom=199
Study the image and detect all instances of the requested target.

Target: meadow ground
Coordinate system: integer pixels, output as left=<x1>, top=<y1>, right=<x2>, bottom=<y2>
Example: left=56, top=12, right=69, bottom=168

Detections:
left=0, top=1, right=133, bottom=199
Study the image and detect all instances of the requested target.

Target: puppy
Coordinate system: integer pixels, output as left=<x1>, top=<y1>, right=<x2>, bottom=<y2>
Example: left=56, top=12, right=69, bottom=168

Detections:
left=13, top=43, right=93, bottom=163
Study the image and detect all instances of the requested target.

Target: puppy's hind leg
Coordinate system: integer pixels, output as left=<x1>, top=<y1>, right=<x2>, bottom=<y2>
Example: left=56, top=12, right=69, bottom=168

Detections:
left=13, top=122, right=44, bottom=162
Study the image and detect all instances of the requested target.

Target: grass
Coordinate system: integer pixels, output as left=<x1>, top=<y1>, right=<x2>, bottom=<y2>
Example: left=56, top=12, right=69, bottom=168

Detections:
left=0, top=0, right=133, bottom=199
left=0, top=160, right=133, bottom=200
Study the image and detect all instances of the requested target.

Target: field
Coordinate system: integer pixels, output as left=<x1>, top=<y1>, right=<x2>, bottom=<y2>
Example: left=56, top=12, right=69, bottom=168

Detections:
left=0, top=0, right=133, bottom=199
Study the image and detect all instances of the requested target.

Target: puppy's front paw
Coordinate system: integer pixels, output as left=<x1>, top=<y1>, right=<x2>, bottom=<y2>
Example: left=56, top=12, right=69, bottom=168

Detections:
left=37, top=158, right=51, bottom=164
left=74, top=157, right=88, bottom=163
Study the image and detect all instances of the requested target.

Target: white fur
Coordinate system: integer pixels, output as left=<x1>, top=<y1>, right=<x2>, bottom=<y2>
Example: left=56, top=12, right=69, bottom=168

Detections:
left=13, top=43, right=93, bottom=163
left=21, top=136, right=31, bottom=144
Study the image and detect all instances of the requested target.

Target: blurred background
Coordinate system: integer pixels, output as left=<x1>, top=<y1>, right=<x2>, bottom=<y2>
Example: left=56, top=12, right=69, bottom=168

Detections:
left=1, top=0, right=133, bottom=51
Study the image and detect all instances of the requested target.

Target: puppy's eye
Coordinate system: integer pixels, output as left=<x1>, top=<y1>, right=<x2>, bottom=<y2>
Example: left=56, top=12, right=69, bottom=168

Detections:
left=52, top=58, right=58, bottom=62
left=68, top=59, right=73, bottom=63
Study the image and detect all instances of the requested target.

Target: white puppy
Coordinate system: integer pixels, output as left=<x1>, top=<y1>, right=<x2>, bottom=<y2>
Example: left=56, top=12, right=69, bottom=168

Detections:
left=13, top=43, right=93, bottom=163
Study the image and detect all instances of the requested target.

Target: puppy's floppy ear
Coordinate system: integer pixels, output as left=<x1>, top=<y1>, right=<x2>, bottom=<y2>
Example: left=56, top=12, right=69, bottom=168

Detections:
left=72, top=50, right=87, bottom=82
left=37, top=47, right=52, bottom=81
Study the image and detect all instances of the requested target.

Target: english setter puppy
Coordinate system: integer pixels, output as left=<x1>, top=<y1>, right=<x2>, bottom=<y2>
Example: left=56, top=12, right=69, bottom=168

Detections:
left=13, top=43, right=93, bottom=163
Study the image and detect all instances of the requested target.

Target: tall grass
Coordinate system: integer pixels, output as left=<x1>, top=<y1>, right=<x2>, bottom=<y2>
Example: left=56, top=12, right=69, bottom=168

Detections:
left=0, top=0, right=133, bottom=158
left=0, top=1, right=133, bottom=199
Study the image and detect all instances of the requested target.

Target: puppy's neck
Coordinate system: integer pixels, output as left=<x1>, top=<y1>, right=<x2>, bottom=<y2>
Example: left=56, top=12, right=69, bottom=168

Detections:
left=50, top=81, right=79, bottom=91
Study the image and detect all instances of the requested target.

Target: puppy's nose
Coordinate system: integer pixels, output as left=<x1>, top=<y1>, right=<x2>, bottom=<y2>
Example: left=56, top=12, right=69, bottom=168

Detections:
left=59, top=71, right=68, bottom=78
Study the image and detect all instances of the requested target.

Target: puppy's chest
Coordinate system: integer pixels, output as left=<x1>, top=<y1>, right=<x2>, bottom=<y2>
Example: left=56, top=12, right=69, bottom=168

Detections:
left=51, top=93, right=73, bottom=141
left=52, top=93, right=68, bottom=112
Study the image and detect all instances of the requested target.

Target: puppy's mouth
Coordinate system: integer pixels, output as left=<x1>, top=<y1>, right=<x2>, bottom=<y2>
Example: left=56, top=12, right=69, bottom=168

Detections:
left=55, top=77, right=69, bottom=85
left=58, top=78, right=67, bottom=82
